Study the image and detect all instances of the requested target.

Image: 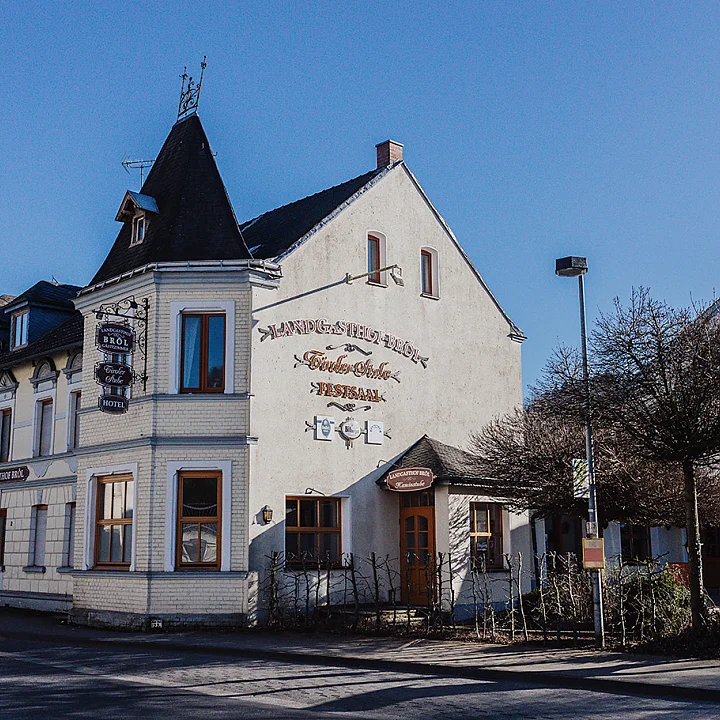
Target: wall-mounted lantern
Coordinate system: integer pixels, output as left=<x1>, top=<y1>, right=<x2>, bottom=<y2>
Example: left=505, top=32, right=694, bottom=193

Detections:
left=261, top=505, right=273, bottom=524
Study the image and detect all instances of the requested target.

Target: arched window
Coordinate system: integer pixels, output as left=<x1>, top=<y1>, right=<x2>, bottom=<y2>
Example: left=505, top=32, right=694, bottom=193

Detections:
left=420, top=247, right=439, bottom=298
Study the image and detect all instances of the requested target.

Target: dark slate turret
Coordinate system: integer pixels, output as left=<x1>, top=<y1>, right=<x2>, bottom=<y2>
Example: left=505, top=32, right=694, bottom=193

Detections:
left=91, top=114, right=250, bottom=285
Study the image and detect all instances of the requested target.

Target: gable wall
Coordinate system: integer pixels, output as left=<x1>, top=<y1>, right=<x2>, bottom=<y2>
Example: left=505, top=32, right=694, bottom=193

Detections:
left=247, top=166, right=522, bottom=578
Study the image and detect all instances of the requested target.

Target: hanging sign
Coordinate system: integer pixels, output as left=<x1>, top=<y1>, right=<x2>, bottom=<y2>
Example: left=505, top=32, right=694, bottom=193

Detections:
left=0, top=465, right=30, bottom=483
left=96, top=323, right=135, bottom=353
left=582, top=538, right=605, bottom=569
left=386, top=467, right=434, bottom=492
left=98, top=395, right=129, bottom=414
left=94, top=362, right=134, bottom=388
left=573, top=458, right=589, bottom=499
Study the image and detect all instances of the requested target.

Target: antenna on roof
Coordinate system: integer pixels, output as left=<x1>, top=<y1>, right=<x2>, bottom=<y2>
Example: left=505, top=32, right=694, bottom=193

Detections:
left=121, top=157, right=155, bottom=188
left=177, top=56, right=207, bottom=121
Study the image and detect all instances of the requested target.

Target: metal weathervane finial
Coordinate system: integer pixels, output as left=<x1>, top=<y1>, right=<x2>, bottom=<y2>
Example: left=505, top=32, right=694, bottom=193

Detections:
left=177, top=56, right=207, bottom=120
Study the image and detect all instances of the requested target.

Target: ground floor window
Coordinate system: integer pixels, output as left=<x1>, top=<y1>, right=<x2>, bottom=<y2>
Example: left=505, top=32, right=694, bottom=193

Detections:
left=620, top=524, right=651, bottom=563
left=470, top=502, right=504, bottom=570
left=285, top=497, right=341, bottom=567
left=95, top=475, right=134, bottom=568
left=177, top=471, right=221, bottom=569
left=0, top=508, right=6, bottom=569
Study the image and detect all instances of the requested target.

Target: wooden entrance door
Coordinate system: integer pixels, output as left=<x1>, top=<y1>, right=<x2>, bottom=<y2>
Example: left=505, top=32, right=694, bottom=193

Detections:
left=399, top=490, right=436, bottom=605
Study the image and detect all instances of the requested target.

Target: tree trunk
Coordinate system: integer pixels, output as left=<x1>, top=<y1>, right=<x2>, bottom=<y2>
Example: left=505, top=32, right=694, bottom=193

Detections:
left=682, top=459, right=705, bottom=633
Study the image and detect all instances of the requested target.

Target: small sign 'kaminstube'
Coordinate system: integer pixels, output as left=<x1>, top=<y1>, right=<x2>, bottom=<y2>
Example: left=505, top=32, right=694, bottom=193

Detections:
left=386, top=467, right=434, bottom=492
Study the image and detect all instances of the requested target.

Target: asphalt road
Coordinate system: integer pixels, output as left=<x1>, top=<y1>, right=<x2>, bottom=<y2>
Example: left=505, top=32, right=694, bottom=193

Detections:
left=0, top=636, right=717, bottom=719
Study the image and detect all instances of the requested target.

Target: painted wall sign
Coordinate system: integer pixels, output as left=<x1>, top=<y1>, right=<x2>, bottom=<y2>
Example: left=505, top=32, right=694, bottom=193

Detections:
left=0, top=465, right=30, bottom=483
left=258, top=318, right=428, bottom=367
left=94, top=362, right=134, bottom=388
left=311, top=382, right=384, bottom=403
left=296, top=350, right=400, bottom=382
left=95, top=323, right=135, bottom=353
left=386, top=467, right=434, bottom=492
left=98, top=395, right=129, bottom=414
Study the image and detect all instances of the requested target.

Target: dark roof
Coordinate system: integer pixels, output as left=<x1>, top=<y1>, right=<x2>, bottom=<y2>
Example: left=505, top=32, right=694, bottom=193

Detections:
left=239, top=168, right=383, bottom=260
left=3, top=281, right=80, bottom=313
left=377, top=435, right=493, bottom=488
left=91, top=113, right=250, bottom=285
left=0, top=312, right=83, bottom=369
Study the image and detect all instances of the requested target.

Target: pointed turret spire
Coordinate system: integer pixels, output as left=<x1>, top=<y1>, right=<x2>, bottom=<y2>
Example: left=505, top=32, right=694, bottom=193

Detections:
left=91, top=114, right=249, bottom=285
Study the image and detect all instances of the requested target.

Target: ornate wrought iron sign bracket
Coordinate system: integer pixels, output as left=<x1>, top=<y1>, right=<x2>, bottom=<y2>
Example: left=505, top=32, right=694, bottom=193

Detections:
left=92, top=296, right=150, bottom=392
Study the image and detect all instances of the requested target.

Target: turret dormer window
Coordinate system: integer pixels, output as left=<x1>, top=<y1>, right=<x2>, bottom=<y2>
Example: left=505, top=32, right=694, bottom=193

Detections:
left=11, top=310, right=28, bottom=350
left=130, top=214, right=146, bottom=247
left=115, top=190, right=158, bottom=248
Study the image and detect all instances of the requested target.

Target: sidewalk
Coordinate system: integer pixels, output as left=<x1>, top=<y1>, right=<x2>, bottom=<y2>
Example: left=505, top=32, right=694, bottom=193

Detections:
left=1, top=608, right=719, bottom=704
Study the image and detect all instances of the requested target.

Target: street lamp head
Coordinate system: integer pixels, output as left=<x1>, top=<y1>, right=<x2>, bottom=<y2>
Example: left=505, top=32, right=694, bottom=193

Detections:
left=555, top=256, right=588, bottom=278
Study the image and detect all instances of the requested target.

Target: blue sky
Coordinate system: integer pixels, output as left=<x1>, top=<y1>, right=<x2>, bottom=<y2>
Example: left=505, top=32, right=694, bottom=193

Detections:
left=2, top=2, right=720, bottom=394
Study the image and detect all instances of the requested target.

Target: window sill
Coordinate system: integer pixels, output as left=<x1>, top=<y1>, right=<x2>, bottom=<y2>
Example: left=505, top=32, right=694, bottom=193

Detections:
left=366, top=280, right=387, bottom=288
left=22, top=565, right=46, bottom=574
left=57, top=566, right=74, bottom=574
left=420, top=292, right=440, bottom=301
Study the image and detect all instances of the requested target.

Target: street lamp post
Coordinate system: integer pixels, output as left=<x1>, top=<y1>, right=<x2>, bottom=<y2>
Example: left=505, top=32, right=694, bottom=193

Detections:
left=555, top=255, right=606, bottom=649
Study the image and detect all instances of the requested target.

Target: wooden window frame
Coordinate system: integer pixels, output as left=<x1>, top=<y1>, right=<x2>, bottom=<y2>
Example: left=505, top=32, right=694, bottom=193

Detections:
left=421, top=250, right=433, bottom=296
left=11, top=310, right=28, bottom=350
left=0, top=408, right=11, bottom=463
left=94, top=474, right=134, bottom=569
left=36, top=398, right=54, bottom=457
left=180, top=313, right=226, bottom=394
left=470, top=502, right=504, bottom=571
left=130, top=214, right=146, bottom=247
left=176, top=470, right=221, bottom=570
left=285, top=496, right=342, bottom=569
left=367, top=235, right=382, bottom=285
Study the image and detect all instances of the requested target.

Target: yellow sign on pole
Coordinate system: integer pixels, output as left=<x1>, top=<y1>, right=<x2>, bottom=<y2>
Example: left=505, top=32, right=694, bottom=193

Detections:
left=582, top=538, right=605, bottom=569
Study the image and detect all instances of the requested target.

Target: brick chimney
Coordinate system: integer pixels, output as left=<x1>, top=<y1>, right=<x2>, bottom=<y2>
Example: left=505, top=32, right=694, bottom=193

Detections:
left=376, top=140, right=403, bottom=168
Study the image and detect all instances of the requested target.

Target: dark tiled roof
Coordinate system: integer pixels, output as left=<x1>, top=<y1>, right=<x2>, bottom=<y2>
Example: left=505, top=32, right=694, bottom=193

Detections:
left=3, top=281, right=80, bottom=312
left=239, top=168, right=383, bottom=260
left=91, top=113, right=250, bottom=285
left=377, top=435, right=493, bottom=487
left=0, top=312, right=83, bottom=369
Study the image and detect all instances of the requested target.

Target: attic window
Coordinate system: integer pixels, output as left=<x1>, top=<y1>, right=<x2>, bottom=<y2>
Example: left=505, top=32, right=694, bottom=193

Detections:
left=11, top=310, right=28, bottom=350
left=130, top=214, right=146, bottom=247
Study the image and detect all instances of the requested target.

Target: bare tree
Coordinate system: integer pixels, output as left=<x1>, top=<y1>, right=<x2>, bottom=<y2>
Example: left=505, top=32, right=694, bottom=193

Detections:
left=591, top=288, right=720, bottom=632
left=470, top=289, right=720, bottom=634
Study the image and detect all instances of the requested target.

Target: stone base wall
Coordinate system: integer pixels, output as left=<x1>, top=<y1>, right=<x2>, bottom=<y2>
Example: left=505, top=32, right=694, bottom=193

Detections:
left=69, top=607, right=247, bottom=630
left=72, top=571, right=248, bottom=626
left=0, top=589, right=72, bottom=612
